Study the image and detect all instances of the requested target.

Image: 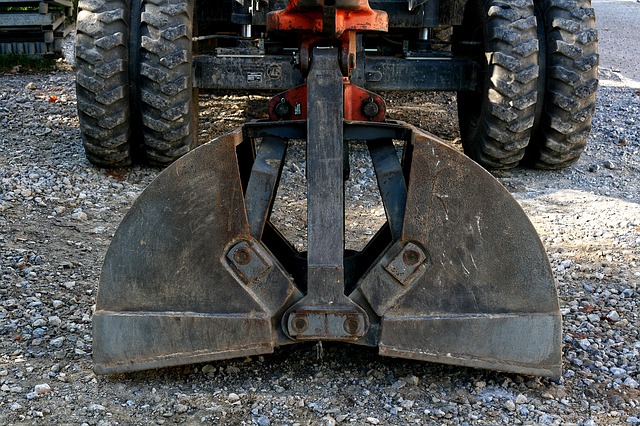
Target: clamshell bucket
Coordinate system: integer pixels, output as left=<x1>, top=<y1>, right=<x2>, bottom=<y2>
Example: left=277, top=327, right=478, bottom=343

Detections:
left=93, top=121, right=562, bottom=376
left=93, top=46, right=561, bottom=376
left=94, top=49, right=561, bottom=376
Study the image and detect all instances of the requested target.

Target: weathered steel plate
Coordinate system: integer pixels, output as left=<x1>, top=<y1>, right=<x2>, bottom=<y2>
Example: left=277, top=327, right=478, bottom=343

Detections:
left=94, top=128, right=300, bottom=373
left=94, top=121, right=561, bottom=376
left=357, top=127, right=561, bottom=376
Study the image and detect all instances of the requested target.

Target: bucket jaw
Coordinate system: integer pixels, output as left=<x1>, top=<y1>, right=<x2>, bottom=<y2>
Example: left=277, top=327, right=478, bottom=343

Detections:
left=355, top=128, right=561, bottom=376
left=94, top=124, right=561, bottom=376
left=93, top=47, right=561, bottom=376
left=93, top=127, right=303, bottom=373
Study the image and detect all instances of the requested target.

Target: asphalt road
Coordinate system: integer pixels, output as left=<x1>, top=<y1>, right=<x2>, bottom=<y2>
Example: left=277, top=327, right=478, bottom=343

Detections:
left=593, top=0, right=640, bottom=84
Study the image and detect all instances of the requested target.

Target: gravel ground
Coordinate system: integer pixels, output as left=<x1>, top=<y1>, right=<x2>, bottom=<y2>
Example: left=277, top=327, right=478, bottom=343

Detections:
left=1, top=61, right=640, bottom=426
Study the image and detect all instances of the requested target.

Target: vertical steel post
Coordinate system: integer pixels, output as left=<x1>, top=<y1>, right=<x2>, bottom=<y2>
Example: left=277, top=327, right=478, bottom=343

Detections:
left=283, top=46, right=369, bottom=341
left=306, top=46, right=345, bottom=303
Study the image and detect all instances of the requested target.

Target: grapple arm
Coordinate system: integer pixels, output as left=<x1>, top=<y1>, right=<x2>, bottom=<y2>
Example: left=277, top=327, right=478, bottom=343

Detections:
left=93, top=0, right=562, bottom=376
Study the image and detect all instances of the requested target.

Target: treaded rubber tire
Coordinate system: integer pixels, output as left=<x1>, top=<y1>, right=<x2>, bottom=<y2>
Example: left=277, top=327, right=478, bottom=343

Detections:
left=526, top=0, right=598, bottom=169
left=75, top=0, right=132, bottom=167
left=138, top=0, right=198, bottom=166
left=454, top=0, right=540, bottom=170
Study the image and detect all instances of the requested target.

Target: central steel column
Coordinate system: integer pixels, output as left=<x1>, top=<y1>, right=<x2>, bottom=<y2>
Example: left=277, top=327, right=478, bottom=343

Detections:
left=306, top=46, right=345, bottom=303
left=283, top=46, right=368, bottom=341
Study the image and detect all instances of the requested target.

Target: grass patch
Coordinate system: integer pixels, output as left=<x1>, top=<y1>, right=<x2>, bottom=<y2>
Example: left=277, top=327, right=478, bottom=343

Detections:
left=0, top=54, right=58, bottom=74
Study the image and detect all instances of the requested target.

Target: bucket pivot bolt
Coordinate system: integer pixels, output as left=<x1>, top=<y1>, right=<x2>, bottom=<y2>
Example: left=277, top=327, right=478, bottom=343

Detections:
left=384, top=242, right=428, bottom=286
left=362, top=97, right=381, bottom=119
left=274, top=98, right=292, bottom=118
left=286, top=309, right=367, bottom=340
left=226, top=241, right=271, bottom=285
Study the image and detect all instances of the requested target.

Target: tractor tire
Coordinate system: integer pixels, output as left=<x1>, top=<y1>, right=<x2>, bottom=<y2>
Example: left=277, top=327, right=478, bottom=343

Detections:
left=75, top=0, right=197, bottom=168
left=526, top=0, right=598, bottom=169
left=138, top=0, right=198, bottom=166
left=76, top=0, right=132, bottom=167
left=454, top=0, right=540, bottom=170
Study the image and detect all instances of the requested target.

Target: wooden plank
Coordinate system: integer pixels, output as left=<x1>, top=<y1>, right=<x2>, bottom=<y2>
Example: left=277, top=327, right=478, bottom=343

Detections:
left=0, top=0, right=72, bottom=6
left=0, top=12, right=64, bottom=28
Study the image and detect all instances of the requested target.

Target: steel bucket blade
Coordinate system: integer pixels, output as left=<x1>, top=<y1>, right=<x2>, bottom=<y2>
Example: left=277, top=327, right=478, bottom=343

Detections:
left=93, top=128, right=301, bottom=374
left=354, top=126, right=562, bottom=376
left=93, top=120, right=561, bottom=377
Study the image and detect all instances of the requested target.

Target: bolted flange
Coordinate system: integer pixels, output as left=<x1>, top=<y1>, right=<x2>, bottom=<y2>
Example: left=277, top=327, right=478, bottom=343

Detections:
left=383, top=242, right=428, bottom=286
left=286, top=309, right=368, bottom=340
left=226, top=241, right=272, bottom=285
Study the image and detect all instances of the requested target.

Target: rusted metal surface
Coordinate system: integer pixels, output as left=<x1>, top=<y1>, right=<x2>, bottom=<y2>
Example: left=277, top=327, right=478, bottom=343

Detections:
left=244, top=136, right=288, bottom=240
left=367, top=138, right=406, bottom=240
left=373, top=127, right=561, bottom=377
left=95, top=23, right=561, bottom=376
left=287, top=309, right=368, bottom=340
left=93, top=128, right=303, bottom=374
left=268, top=82, right=386, bottom=122
left=95, top=117, right=561, bottom=376
left=281, top=47, right=371, bottom=343
left=267, top=0, right=388, bottom=36
left=383, top=242, right=428, bottom=287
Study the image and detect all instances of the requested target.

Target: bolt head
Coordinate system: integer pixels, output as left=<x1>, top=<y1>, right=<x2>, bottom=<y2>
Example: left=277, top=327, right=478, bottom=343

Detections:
left=343, top=316, right=360, bottom=335
left=402, top=249, right=421, bottom=266
left=274, top=99, right=292, bottom=118
left=362, top=99, right=380, bottom=118
left=291, top=317, right=308, bottom=333
left=233, top=247, right=252, bottom=265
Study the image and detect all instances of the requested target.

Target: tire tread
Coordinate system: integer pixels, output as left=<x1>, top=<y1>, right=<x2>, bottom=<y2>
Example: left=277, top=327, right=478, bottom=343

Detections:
left=75, top=1, right=132, bottom=167
left=528, top=0, right=598, bottom=169
left=138, top=0, right=197, bottom=166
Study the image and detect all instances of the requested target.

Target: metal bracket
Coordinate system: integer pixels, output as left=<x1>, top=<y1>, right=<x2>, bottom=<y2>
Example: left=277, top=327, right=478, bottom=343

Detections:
left=352, top=240, right=430, bottom=317
left=280, top=46, right=373, bottom=342
left=287, top=309, right=367, bottom=339
left=384, top=242, right=428, bottom=287
left=226, top=240, right=272, bottom=285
